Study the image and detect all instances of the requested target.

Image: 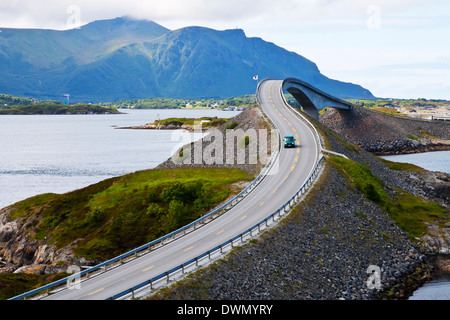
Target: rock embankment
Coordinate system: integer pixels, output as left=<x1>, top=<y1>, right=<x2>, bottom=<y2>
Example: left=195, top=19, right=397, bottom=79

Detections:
left=320, top=106, right=450, bottom=155
left=157, top=107, right=275, bottom=175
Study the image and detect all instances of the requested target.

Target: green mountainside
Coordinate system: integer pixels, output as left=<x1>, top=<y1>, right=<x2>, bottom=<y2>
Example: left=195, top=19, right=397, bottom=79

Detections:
left=0, top=16, right=374, bottom=102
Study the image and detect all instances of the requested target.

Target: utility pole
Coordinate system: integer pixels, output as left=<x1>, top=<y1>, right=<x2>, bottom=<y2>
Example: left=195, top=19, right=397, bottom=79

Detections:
left=64, top=93, right=70, bottom=105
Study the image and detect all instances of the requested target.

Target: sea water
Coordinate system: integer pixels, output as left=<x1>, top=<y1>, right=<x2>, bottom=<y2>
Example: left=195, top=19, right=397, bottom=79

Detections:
left=0, top=108, right=239, bottom=209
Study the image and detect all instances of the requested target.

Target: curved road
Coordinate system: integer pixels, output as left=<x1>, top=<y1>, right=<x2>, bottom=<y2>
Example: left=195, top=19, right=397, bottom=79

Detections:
left=44, top=79, right=321, bottom=300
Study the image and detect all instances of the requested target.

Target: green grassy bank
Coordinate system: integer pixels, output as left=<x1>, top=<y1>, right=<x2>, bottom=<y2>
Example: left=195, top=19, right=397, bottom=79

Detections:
left=328, top=156, right=449, bottom=240
left=7, top=167, right=252, bottom=261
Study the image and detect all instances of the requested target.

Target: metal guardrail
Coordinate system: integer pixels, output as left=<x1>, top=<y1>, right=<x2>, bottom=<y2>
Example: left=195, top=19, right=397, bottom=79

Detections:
left=107, top=156, right=324, bottom=300
left=8, top=84, right=281, bottom=301
left=10, top=78, right=325, bottom=301
left=104, top=79, right=325, bottom=300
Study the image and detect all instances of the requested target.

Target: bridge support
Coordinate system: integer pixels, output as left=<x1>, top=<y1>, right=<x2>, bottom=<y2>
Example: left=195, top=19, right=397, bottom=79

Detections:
left=282, top=78, right=354, bottom=120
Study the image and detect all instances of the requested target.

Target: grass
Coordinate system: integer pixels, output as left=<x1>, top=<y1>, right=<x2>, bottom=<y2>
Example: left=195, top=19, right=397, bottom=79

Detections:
left=153, top=117, right=229, bottom=128
left=378, top=158, right=425, bottom=173
left=7, top=167, right=252, bottom=261
left=0, top=272, right=67, bottom=300
left=225, top=121, right=239, bottom=130
left=328, top=156, right=449, bottom=241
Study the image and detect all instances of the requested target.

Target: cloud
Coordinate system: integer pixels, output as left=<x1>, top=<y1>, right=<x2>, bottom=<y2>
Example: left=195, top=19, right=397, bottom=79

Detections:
left=0, top=0, right=449, bottom=99
left=1, top=0, right=447, bottom=31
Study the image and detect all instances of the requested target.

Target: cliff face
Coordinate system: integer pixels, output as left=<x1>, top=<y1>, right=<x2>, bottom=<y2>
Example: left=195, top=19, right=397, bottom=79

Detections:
left=320, top=107, right=450, bottom=155
left=0, top=206, right=96, bottom=274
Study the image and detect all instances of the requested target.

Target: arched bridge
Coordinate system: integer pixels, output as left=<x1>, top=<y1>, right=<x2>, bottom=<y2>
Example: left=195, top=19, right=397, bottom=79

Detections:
left=282, top=77, right=354, bottom=120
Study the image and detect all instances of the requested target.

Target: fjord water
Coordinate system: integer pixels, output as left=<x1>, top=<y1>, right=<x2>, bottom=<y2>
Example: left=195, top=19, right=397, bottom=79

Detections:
left=409, top=272, right=450, bottom=300
left=0, top=108, right=239, bottom=209
left=381, top=151, right=450, bottom=174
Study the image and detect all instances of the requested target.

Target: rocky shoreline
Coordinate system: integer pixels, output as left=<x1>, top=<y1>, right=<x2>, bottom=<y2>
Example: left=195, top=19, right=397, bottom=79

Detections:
left=320, top=106, right=450, bottom=156
left=116, top=123, right=205, bottom=131
left=0, top=106, right=449, bottom=300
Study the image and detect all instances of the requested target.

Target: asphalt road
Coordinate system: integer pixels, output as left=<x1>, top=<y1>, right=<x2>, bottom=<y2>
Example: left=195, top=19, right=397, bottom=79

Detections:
left=44, top=79, right=320, bottom=300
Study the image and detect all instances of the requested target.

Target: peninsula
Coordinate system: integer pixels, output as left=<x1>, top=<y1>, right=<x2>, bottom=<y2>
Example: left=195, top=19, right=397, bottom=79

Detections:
left=117, top=117, right=230, bottom=131
left=0, top=104, right=122, bottom=115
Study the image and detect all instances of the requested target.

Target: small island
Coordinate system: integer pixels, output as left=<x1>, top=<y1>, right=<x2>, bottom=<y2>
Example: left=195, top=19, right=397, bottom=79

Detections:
left=117, top=117, right=230, bottom=131
left=0, top=103, right=122, bottom=115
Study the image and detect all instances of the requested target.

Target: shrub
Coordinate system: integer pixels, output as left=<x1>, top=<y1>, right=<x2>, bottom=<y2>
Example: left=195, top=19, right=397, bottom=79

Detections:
left=146, top=203, right=164, bottom=217
left=226, top=121, right=238, bottom=130
left=364, top=183, right=382, bottom=204
left=161, top=182, right=188, bottom=203
left=164, top=200, right=186, bottom=232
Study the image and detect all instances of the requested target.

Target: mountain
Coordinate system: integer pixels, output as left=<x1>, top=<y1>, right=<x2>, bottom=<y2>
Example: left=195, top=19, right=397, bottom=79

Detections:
left=0, top=16, right=374, bottom=102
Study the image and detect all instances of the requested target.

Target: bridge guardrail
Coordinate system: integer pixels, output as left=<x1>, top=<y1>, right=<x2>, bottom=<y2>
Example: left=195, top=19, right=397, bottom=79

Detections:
left=106, top=156, right=324, bottom=300
left=10, top=78, right=325, bottom=301
left=9, top=82, right=281, bottom=301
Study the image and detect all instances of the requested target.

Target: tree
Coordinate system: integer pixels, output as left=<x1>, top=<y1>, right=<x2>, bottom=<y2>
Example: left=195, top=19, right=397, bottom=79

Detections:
left=164, top=200, right=186, bottom=232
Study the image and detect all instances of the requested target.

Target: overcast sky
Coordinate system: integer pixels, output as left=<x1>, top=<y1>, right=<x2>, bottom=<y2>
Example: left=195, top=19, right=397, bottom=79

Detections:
left=1, top=0, right=449, bottom=100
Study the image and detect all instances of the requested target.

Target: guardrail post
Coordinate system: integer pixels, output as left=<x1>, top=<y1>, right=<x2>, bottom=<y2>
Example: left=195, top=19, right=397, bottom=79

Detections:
left=166, top=272, right=170, bottom=284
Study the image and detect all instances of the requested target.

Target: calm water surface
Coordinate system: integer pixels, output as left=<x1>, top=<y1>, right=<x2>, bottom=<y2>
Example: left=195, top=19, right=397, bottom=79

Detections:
left=0, top=108, right=239, bottom=209
left=381, top=150, right=449, bottom=174
left=409, top=272, right=450, bottom=300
